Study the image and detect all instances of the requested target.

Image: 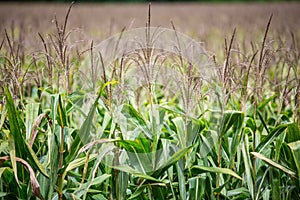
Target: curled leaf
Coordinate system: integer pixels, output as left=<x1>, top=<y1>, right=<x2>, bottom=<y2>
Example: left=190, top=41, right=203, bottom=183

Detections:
left=0, top=156, right=44, bottom=200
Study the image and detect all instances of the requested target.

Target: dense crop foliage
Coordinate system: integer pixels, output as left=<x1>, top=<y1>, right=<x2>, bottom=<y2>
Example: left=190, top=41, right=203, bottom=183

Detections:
left=0, top=2, right=299, bottom=200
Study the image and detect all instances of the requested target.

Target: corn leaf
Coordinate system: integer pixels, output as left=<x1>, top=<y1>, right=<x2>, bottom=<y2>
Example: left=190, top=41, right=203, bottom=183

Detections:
left=25, top=103, right=39, bottom=140
left=151, top=146, right=192, bottom=178
left=192, top=165, right=242, bottom=180
left=288, top=141, right=300, bottom=186
left=242, top=134, right=254, bottom=199
left=256, top=124, right=288, bottom=153
left=122, top=104, right=152, bottom=139
left=251, top=152, right=297, bottom=178
left=5, top=87, right=25, bottom=159
left=112, top=165, right=161, bottom=182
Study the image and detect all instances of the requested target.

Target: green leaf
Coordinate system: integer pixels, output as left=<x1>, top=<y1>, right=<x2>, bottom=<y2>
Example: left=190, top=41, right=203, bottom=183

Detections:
left=257, top=111, right=269, bottom=134
left=0, top=167, right=10, bottom=178
left=258, top=94, right=277, bottom=110
left=220, top=111, right=243, bottom=137
left=117, top=139, right=153, bottom=174
left=256, top=124, right=288, bottom=153
left=177, top=163, right=186, bottom=199
left=117, top=171, right=129, bottom=200
left=286, top=123, right=300, bottom=143
left=270, top=169, right=280, bottom=200
left=57, top=95, right=67, bottom=128
left=65, top=154, right=97, bottom=174
left=172, top=117, right=185, bottom=148
left=251, top=152, right=297, bottom=178
left=0, top=139, right=8, bottom=155
left=0, top=192, right=11, bottom=198
left=24, top=140, right=48, bottom=177
left=64, top=82, right=114, bottom=157
left=92, top=194, right=108, bottom=200
left=65, top=131, right=83, bottom=163
left=122, top=104, right=152, bottom=139
left=112, top=165, right=161, bottom=182
left=151, top=146, right=192, bottom=178
left=85, top=174, right=111, bottom=187
left=227, top=187, right=250, bottom=198
left=228, top=112, right=244, bottom=169
left=186, top=119, right=205, bottom=146
left=242, top=134, right=254, bottom=199
left=288, top=141, right=300, bottom=186
left=47, top=122, right=60, bottom=199
left=76, top=82, right=114, bottom=145
left=192, top=166, right=242, bottom=180
left=5, top=87, right=25, bottom=159
left=117, top=138, right=151, bottom=154
left=25, top=103, right=40, bottom=140
left=58, top=154, right=97, bottom=193
left=160, top=105, right=185, bottom=116
left=128, top=184, right=148, bottom=200
left=0, top=104, right=6, bottom=131
left=152, top=185, right=166, bottom=200
left=8, top=132, right=18, bottom=185
left=188, top=176, right=206, bottom=200
left=255, top=167, right=269, bottom=200
left=246, top=117, right=256, bottom=133
left=6, top=88, right=48, bottom=179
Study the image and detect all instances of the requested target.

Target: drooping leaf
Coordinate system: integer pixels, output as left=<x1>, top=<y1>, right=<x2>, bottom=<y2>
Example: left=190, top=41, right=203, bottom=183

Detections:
left=112, top=165, right=161, bottom=182
left=82, top=174, right=111, bottom=188
left=192, top=165, right=242, bottom=180
left=251, top=152, right=297, bottom=178
left=58, top=153, right=97, bottom=194
left=65, top=154, right=97, bottom=175
left=0, top=156, right=44, bottom=200
left=24, top=140, right=48, bottom=177
left=227, top=187, right=250, bottom=198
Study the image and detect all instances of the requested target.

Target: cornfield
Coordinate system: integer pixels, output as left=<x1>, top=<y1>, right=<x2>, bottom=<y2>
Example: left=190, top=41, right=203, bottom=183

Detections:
left=0, top=2, right=299, bottom=200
